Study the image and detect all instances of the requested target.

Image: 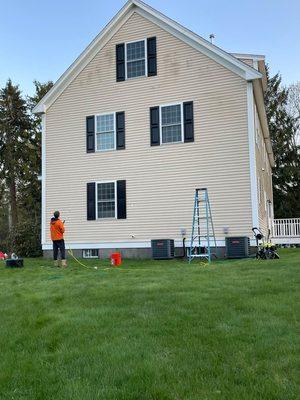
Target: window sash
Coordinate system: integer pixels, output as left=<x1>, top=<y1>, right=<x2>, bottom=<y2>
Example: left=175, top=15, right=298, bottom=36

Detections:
left=95, top=113, right=116, bottom=151
left=96, top=182, right=116, bottom=219
left=160, top=103, right=184, bottom=144
left=125, top=39, right=147, bottom=79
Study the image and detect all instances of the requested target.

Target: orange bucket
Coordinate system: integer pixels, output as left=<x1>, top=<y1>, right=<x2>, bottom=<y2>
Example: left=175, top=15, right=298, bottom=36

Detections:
left=110, top=252, right=122, bottom=267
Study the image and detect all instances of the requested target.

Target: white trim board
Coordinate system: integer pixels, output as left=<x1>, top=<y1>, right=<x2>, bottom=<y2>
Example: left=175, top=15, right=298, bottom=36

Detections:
left=41, top=114, right=46, bottom=245
left=231, top=53, right=265, bottom=62
left=42, top=239, right=258, bottom=250
left=33, top=0, right=261, bottom=114
left=247, top=82, right=259, bottom=229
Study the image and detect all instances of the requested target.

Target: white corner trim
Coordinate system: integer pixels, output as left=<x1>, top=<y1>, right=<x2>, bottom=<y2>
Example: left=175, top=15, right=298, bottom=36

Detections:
left=41, top=114, right=46, bottom=245
left=33, top=0, right=261, bottom=114
left=247, top=82, right=259, bottom=229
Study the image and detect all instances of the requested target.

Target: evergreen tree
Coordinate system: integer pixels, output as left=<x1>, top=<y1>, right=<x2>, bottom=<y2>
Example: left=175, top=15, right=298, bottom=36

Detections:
left=20, top=81, right=53, bottom=217
left=0, top=79, right=53, bottom=255
left=265, top=68, right=300, bottom=218
left=0, top=79, right=32, bottom=229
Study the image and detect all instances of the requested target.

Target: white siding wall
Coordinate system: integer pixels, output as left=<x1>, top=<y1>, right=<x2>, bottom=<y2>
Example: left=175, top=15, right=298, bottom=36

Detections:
left=44, top=12, right=252, bottom=246
left=254, top=102, right=273, bottom=235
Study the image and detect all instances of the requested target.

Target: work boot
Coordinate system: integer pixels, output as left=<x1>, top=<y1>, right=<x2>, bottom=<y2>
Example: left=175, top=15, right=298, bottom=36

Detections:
left=54, top=260, right=59, bottom=267
left=61, top=259, right=67, bottom=268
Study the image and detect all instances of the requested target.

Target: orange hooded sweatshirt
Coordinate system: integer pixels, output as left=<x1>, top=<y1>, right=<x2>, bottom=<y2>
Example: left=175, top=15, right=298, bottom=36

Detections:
left=50, top=217, right=65, bottom=241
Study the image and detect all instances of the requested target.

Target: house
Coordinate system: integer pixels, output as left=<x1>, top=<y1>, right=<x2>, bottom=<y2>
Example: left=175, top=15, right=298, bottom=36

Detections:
left=33, top=0, right=274, bottom=258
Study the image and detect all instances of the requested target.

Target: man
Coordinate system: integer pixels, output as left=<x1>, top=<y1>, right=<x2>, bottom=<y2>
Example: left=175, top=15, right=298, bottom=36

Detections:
left=50, top=211, right=67, bottom=267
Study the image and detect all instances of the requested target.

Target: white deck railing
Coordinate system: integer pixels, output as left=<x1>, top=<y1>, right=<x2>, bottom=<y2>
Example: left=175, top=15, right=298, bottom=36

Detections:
left=272, top=218, right=300, bottom=238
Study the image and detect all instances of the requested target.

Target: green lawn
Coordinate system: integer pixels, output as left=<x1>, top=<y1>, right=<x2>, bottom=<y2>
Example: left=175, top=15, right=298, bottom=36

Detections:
left=0, top=250, right=299, bottom=400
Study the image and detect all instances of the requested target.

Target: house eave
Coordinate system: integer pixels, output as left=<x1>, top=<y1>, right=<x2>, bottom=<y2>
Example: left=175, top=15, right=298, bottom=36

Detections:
left=252, top=79, right=275, bottom=168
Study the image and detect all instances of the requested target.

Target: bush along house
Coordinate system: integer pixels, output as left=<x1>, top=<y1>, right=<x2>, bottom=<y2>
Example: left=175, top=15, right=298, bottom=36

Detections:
left=33, top=0, right=274, bottom=258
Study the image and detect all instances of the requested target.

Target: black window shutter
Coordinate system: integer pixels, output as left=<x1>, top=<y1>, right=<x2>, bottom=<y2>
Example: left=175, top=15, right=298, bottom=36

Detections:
left=150, top=106, right=160, bottom=146
left=147, top=37, right=157, bottom=77
left=117, top=180, right=126, bottom=219
left=116, top=43, right=125, bottom=82
left=116, top=112, right=125, bottom=150
left=183, top=101, right=194, bottom=142
left=86, top=116, right=95, bottom=152
left=87, top=182, right=96, bottom=220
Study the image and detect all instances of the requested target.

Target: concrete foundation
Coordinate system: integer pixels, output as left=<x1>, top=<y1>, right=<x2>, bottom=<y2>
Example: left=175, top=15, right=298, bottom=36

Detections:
left=43, top=246, right=227, bottom=260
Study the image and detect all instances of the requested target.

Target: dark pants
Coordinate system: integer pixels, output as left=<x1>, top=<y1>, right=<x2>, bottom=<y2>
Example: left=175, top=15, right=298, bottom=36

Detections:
left=53, top=239, right=66, bottom=260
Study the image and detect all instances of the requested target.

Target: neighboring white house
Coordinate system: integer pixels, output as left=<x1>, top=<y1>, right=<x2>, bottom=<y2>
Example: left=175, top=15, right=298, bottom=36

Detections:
left=33, top=0, right=274, bottom=258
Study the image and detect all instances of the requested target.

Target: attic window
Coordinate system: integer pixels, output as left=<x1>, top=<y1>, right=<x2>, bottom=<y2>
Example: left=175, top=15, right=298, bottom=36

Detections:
left=126, top=40, right=146, bottom=79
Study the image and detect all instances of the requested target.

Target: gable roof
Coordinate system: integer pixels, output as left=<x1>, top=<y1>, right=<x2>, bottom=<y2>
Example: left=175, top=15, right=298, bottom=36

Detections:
left=33, top=0, right=262, bottom=114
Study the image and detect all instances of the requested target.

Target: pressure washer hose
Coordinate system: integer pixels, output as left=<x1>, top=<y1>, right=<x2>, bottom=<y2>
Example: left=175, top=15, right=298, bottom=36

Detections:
left=67, top=247, right=96, bottom=269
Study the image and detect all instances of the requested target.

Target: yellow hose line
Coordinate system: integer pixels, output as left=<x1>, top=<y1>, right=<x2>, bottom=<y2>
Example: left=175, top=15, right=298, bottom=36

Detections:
left=67, top=248, right=93, bottom=269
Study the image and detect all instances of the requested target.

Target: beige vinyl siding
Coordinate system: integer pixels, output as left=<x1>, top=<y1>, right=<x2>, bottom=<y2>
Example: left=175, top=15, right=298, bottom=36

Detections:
left=44, top=12, right=252, bottom=245
left=254, top=100, right=273, bottom=235
left=237, top=58, right=254, bottom=67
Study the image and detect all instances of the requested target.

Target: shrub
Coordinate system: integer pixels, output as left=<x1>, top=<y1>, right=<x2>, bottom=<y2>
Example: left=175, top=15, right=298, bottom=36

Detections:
left=3, top=220, right=42, bottom=257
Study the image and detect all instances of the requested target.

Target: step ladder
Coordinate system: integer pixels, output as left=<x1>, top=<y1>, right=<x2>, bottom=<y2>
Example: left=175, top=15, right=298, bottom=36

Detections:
left=188, top=188, right=217, bottom=263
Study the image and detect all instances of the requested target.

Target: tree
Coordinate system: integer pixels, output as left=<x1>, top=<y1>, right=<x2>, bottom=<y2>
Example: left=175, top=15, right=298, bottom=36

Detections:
left=286, top=81, right=300, bottom=145
left=21, top=81, right=53, bottom=217
left=265, top=69, right=300, bottom=218
left=0, top=79, right=32, bottom=229
left=0, top=79, right=53, bottom=255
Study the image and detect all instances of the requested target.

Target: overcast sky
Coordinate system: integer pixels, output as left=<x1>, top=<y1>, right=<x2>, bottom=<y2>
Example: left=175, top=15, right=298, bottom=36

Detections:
left=0, top=0, right=299, bottom=95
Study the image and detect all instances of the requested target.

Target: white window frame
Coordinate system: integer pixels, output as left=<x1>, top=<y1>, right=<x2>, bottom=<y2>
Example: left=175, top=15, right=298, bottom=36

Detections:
left=95, top=112, right=116, bottom=152
left=96, top=180, right=117, bottom=219
left=258, top=177, right=261, bottom=204
left=82, top=249, right=99, bottom=259
left=159, top=102, right=184, bottom=145
left=125, top=38, right=147, bottom=80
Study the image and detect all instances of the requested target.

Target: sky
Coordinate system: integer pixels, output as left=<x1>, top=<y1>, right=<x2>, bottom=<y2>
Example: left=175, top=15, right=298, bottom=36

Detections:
left=0, top=0, right=299, bottom=96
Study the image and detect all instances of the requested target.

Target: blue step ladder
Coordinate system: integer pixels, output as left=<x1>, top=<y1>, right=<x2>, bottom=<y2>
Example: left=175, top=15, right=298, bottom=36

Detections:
left=188, top=188, right=217, bottom=263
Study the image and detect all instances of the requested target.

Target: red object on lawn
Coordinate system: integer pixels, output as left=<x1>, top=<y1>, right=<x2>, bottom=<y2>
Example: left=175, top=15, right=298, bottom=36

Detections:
left=0, top=252, right=6, bottom=260
left=110, top=252, right=122, bottom=267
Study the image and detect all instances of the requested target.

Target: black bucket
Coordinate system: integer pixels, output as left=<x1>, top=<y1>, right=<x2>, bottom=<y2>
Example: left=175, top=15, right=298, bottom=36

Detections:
left=6, top=259, right=24, bottom=268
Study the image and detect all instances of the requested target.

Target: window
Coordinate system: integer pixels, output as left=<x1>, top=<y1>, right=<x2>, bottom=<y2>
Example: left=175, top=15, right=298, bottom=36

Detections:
left=96, top=113, right=115, bottom=151
left=97, top=182, right=116, bottom=219
left=126, top=40, right=146, bottom=79
left=161, top=104, right=183, bottom=144
left=82, top=249, right=98, bottom=258
left=258, top=177, right=261, bottom=203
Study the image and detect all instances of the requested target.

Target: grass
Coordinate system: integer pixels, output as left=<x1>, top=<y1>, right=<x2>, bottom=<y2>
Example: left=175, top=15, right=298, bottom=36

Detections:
left=0, top=249, right=299, bottom=400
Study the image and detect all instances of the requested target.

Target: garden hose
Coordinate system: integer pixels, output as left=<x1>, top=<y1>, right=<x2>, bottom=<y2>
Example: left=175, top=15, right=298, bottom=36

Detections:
left=67, top=247, right=96, bottom=269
